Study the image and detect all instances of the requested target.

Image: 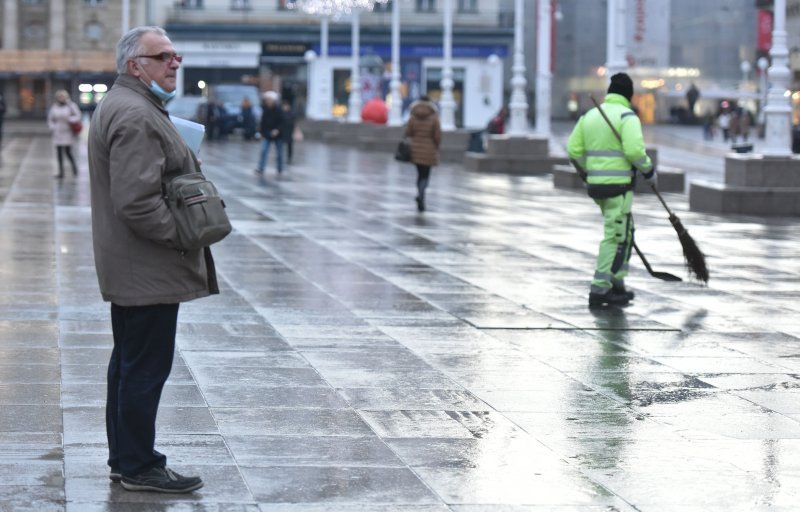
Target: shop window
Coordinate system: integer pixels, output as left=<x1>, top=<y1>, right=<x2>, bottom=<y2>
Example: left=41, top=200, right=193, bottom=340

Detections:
left=22, top=22, right=47, bottom=48
left=278, top=0, right=297, bottom=10
left=84, top=0, right=105, bottom=5
left=373, top=0, right=392, bottom=12
left=458, top=0, right=477, bottom=13
left=231, top=0, right=251, bottom=9
left=415, top=0, right=436, bottom=12
left=22, top=0, right=45, bottom=5
left=85, top=21, right=104, bottom=42
left=178, top=0, right=203, bottom=8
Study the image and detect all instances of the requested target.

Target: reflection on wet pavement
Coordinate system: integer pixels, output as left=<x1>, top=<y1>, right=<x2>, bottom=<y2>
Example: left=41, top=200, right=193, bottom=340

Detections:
left=1, top=133, right=800, bottom=510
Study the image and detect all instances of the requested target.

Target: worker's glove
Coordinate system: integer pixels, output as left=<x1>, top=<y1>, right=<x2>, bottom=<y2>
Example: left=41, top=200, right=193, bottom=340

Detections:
left=642, top=168, right=657, bottom=185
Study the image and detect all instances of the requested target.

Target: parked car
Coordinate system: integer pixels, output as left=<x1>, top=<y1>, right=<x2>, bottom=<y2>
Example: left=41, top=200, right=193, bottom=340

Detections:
left=165, top=95, right=205, bottom=123
left=207, top=84, right=262, bottom=135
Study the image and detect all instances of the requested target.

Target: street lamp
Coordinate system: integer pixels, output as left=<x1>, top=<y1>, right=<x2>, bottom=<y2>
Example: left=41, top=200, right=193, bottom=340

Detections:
left=740, top=60, right=751, bottom=90
left=757, top=56, right=768, bottom=130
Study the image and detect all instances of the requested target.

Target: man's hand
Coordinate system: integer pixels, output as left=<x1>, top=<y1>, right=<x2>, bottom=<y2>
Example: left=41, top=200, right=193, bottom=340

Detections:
left=270, top=129, right=279, bottom=138
left=569, top=158, right=588, bottom=182
left=642, top=167, right=657, bottom=185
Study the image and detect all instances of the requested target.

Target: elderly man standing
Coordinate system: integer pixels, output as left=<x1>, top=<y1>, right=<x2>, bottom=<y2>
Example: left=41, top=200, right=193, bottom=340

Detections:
left=87, top=26, right=218, bottom=493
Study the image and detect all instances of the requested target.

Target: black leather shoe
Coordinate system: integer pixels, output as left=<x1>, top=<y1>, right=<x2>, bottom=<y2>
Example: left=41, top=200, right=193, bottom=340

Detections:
left=415, top=196, right=425, bottom=212
left=589, top=289, right=630, bottom=307
left=121, top=466, right=203, bottom=493
left=109, top=468, right=121, bottom=483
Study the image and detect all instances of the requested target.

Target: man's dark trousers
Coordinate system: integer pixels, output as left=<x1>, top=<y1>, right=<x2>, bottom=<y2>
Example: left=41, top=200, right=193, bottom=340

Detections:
left=107, top=303, right=179, bottom=476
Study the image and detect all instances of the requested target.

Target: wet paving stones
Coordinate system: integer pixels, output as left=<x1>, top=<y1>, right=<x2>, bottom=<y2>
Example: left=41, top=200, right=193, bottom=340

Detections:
left=2, top=132, right=800, bottom=509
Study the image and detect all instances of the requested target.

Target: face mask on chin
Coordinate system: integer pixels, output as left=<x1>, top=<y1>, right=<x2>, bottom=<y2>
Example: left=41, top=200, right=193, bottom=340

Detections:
left=148, top=80, right=176, bottom=102
left=138, top=71, right=176, bottom=103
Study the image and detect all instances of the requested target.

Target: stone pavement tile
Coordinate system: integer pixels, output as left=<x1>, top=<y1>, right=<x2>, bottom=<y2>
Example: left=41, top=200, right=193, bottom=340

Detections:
left=386, top=436, right=565, bottom=471
left=203, top=385, right=348, bottom=410
left=176, top=335, right=292, bottom=352
left=0, top=347, right=59, bottom=365
left=0, top=363, right=60, bottom=384
left=284, top=337, right=405, bottom=350
left=652, top=355, right=790, bottom=374
left=473, top=388, right=629, bottom=413
left=736, top=390, right=800, bottom=414
left=225, top=435, right=403, bottom=467
left=0, top=405, right=62, bottom=432
left=257, top=505, right=450, bottom=512
left=0, top=489, right=66, bottom=512
left=212, top=408, right=373, bottom=437
left=69, top=504, right=261, bottom=512
left=591, top=468, right=800, bottom=509
left=412, top=465, right=621, bottom=506
left=0, top=383, right=60, bottom=405
left=339, top=388, right=486, bottom=411
left=697, top=373, right=800, bottom=390
left=300, top=348, right=432, bottom=369
left=564, top=370, right=716, bottom=405
left=191, top=366, right=327, bottom=389
left=241, top=466, right=440, bottom=504
left=181, top=351, right=310, bottom=369
left=0, top=320, right=58, bottom=347
left=59, top=332, right=113, bottom=348
left=316, top=367, right=460, bottom=389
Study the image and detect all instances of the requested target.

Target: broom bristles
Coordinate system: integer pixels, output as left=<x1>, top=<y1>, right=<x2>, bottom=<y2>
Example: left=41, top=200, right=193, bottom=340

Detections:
left=670, top=215, right=709, bottom=283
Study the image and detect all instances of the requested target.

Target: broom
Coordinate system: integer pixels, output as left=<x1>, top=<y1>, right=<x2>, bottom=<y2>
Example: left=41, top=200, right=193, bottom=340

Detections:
left=589, top=96, right=709, bottom=283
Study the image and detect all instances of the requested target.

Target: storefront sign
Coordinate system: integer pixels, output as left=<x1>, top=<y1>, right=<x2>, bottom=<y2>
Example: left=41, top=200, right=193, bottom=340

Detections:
left=261, top=43, right=310, bottom=57
left=315, top=44, right=508, bottom=59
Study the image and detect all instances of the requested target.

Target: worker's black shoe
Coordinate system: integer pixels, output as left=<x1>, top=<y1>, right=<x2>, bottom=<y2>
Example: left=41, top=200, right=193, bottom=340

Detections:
left=589, top=289, right=630, bottom=307
left=613, top=283, right=635, bottom=301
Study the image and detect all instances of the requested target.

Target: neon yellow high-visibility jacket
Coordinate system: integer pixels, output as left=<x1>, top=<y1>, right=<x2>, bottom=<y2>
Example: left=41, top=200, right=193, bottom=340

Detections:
left=567, top=93, right=653, bottom=198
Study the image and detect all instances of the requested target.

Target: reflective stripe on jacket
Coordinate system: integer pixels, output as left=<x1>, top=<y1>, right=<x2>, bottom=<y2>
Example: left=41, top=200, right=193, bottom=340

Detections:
left=566, top=93, right=653, bottom=189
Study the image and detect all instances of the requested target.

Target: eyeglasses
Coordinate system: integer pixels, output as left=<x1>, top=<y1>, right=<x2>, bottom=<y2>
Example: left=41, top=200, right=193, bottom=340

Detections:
left=135, top=52, right=183, bottom=64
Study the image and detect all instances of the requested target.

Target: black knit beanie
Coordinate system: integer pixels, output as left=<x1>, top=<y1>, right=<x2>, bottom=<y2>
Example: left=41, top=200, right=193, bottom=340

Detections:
left=608, top=73, right=634, bottom=101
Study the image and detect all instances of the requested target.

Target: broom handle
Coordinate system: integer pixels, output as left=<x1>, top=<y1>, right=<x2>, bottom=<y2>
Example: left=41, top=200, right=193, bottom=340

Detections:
left=589, top=95, right=675, bottom=217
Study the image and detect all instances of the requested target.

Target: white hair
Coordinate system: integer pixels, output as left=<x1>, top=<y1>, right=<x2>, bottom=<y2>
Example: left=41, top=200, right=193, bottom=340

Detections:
left=116, top=26, right=168, bottom=74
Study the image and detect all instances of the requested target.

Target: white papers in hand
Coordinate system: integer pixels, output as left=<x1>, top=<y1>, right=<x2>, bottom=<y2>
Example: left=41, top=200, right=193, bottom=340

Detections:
left=170, top=115, right=205, bottom=154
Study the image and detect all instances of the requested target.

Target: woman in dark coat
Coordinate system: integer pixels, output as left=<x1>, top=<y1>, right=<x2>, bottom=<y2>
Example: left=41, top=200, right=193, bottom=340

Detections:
left=404, top=96, right=441, bottom=212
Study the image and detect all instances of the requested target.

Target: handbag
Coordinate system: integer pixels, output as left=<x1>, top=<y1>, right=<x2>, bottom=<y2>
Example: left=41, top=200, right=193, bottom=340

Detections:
left=394, top=138, right=411, bottom=162
left=69, top=121, right=83, bottom=135
left=162, top=172, right=232, bottom=251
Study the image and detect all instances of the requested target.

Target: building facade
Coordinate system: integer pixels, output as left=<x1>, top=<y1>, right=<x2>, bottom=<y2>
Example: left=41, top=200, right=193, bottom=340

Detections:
left=0, top=0, right=153, bottom=117
left=159, top=0, right=514, bottom=128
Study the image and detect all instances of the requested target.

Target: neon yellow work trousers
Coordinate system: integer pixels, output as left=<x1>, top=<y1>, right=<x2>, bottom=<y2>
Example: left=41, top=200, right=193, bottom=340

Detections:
left=591, top=191, right=634, bottom=294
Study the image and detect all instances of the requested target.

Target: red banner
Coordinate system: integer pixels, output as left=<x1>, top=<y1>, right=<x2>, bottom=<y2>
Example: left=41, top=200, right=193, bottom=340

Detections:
left=757, top=10, right=773, bottom=52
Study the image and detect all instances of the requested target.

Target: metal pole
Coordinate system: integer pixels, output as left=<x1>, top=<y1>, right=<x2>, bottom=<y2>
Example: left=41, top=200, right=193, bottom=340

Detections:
left=318, top=16, right=332, bottom=120
left=534, top=0, right=552, bottom=136
left=439, top=0, right=456, bottom=131
left=388, top=0, right=403, bottom=126
left=605, top=0, right=627, bottom=80
left=763, top=0, right=792, bottom=156
left=122, top=0, right=130, bottom=34
left=347, top=10, right=362, bottom=123
left=507, top=0, right=528, bottom=136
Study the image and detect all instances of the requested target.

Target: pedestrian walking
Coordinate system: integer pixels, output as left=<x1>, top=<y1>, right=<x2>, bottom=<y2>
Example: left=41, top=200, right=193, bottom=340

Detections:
left=280, top=99, right=296, bottom=164
left=0, top=92, right=6, bottom=144
left=718, top=110, right=731, bottom=142
left=487, top=106, right=508, bottom=135
left=739, top=108, right=752, bottom=143
left=567, top=72, right=655, bottom=307
left=729, top=109, right=740, bottom=144
left=255, top=91, right=284, bottom=175
left=240, top=97, right=256, bottom=141
left=404, top=95, right=441, bottom=212
left=87, top=25, right=215, bottom=494
left=47, top=89, right=81, bottom=178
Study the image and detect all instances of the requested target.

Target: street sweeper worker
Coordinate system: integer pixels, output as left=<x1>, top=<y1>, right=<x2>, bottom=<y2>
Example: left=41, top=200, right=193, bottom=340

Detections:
left=567, top=72, right=655, bottom=307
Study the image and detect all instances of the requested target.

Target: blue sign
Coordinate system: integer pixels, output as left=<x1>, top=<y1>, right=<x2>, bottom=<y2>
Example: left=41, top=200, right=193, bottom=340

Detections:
left=313, top=43, right=508, bottom=59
